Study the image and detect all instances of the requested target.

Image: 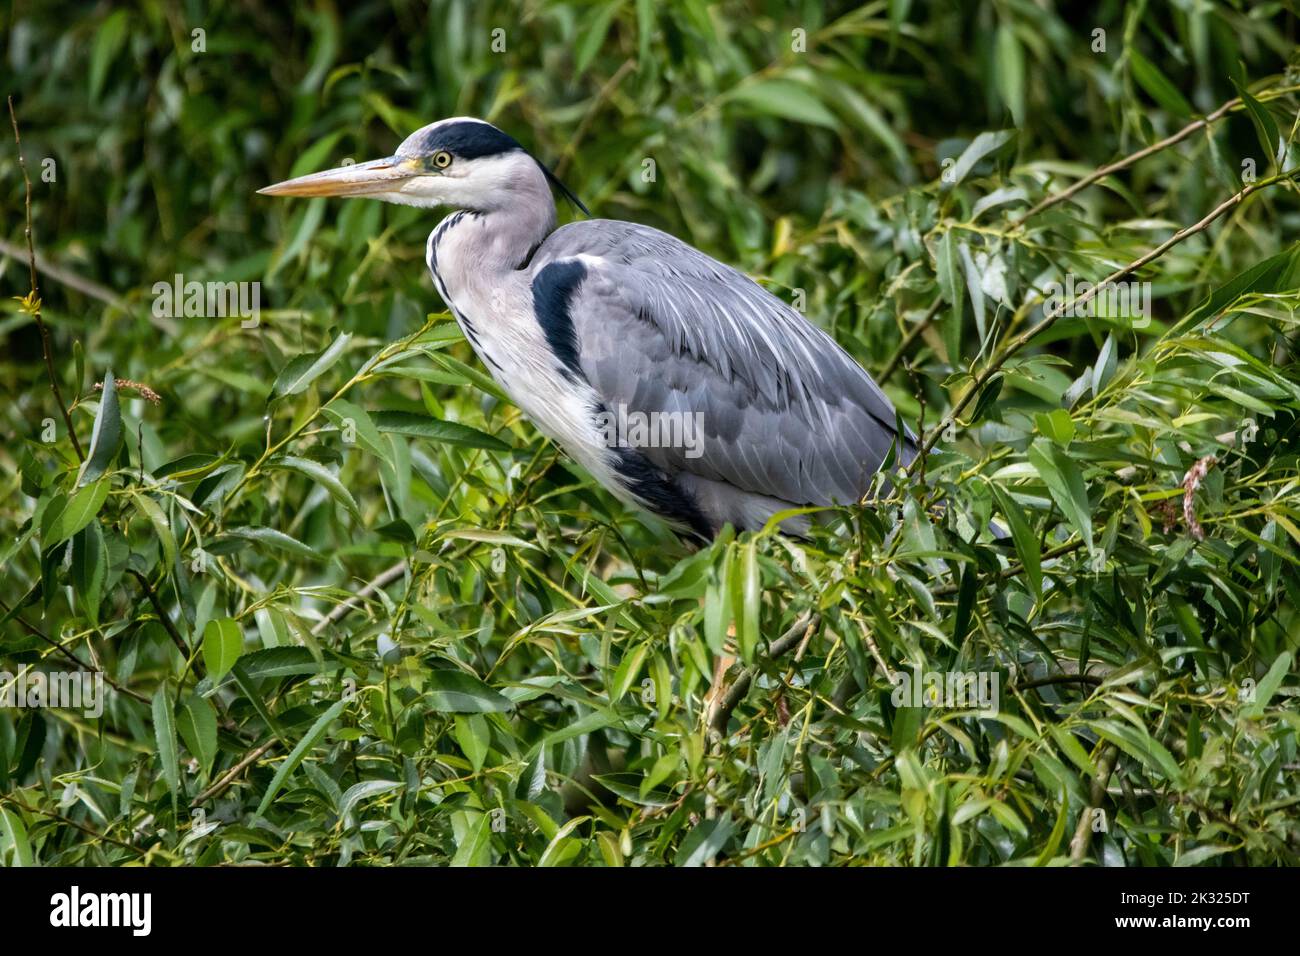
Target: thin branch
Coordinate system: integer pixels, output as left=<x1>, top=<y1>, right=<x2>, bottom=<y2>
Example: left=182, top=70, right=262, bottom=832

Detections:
left=0, top=597, right=149, bottom=705
left=190, top=739, right=277, bottom=808
left=709, top=612, right=818, bottom=738
left=1, top=792, right=145, bottom=856
left=0, top=238, right=126, bottom=309
left=1069, top=743, right=1119, bottom=863
left=8, top=96, right=83, bottom=460
left=877, top=296, right=942, bottom=382
left=1008, top=674, right=1102, bottom=692
left=917, top=169, right=1299, bottom=461
left=1013, top=84, right=1300, bottom=225
left=127, top=569, right=191, bottom=663
left=1014, top=96, right=1242, bottom=224
left=311, top=560, right=408, bottom=635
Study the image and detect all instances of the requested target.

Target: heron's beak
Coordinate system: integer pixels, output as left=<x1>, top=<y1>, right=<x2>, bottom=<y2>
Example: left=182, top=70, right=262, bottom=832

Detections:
left=257, top=156, right=414, bottom=198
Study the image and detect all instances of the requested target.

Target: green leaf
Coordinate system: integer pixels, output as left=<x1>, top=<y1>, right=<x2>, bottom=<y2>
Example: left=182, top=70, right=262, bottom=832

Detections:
left=70, top=521, right=108, bottom=624
left=635, top=0, right=653, bottom=67
left=1034, top=408, right=1076, bottom=445
left=1090, top=719, right=1183, bottom=785
left=988, top=799, right=1028, bottom=838
left=1242, top=650, right=1293, bottom=718
left=743, top=543, right=766, bottom=662
left=453, top=714, right=491, bottom=772
left=372, top=410, right=510, bottom=452
left=1033, top=786, right=1070, bottom=866
left=1048, top=725, right=1096, bottom=778
left=575, top=0, right=621, bottom=75
left=152, top=685, right=181, bottom=809
left=130, top=491, right=177, bottom=570
left=537, top=815, right=588, bottom=866
left=288, top=130, right=345, bottom=178
left=674, top=813, right=735, bottom=866
left=989, top=484, right=1041, bottom=602
left=322, top=399, right=392, bottom=464
left=89, top=9, right=129, bottom=102
left=1176, top=244, right=1300, bottom=335
left=727, top=79, right=840, bottom=129
left=202, top=617, right=244, bottom=682
left=232, top=646, right=323, bottom=682
left=1028, top=438, right=1093, bottom=553
left=830, top=81, right=913, bottom=179
left=254, top=696, right=348, bottom=818
left=1232, top=79, right=1283, bottom=169
left=935, top=232, right=964, bottom=362
left=176, top=694, right=218, bottom=778
left=1130, top=48, right=1192, bottom=117
left=610, top=642, right=649, bottom=702
left=958, top=241, right=987, bottom=341
left=1091, top=334, right=1118, bottom=395
left=45, top=479, right=108, bottom=549
left=77, top=371, right=123, bottom=486
left=271, top=331, right=352, bottom=399
left=423, top=671, right=512, bottom=713
left=273, top=456, right=361, bottom=519
left=946, top=130, right=1014, bottom=187
left=338, top=779, right=402, bottom=826
left=953, top=563, right=977, bottom=644
left=995, top=24, right=1025, bottom=127
left=0, top=807, right=34, bottom=867
left=1174, top=845, right=1234, bottom=867
left=449, top=811, right=492, bottom=866
left=224, top=526, right=320, bottom=560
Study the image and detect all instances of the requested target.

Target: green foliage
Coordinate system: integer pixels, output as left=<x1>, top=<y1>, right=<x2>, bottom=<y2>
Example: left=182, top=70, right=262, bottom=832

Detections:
left=1, top=1, right=1299, bottom=866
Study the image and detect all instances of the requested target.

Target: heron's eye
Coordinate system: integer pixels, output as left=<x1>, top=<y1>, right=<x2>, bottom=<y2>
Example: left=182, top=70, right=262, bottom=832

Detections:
left=432, top=151, right=452, bottom=169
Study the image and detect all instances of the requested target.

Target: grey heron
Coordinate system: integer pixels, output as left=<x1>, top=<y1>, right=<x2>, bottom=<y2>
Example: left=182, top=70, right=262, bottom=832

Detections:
left=259, top=118, right=916, bottom=540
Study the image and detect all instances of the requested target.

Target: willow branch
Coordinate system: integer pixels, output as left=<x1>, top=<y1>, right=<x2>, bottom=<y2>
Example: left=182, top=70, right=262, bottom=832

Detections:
left=8, top=96, right=84, bottom=460
left=0, top=597, right=149, bottom=705
left=916, top=169, right=1298, bottom=461
left=1014, top=84, right=1300, bottom=225
left=190, top=739, right=277, bottom=808
left=128, top=569, right=191, bottom=663
left=709, top=612, right=818, bottom=738
left=0, top=237, right=128, bottom=309
left=877, top=296, right=942, bottom=381
left=1069, top=743, right=1119, bottom=863
left=311, top=560, right=408, bottom=635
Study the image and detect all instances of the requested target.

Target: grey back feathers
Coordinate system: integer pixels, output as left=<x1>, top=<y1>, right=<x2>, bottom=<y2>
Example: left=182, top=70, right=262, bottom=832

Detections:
left=528, top=220, right=916, bottom=515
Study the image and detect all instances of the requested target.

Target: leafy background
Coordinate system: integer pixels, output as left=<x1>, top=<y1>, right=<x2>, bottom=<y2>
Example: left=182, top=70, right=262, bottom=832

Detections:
left=1, top=0, right=1298, bottom=866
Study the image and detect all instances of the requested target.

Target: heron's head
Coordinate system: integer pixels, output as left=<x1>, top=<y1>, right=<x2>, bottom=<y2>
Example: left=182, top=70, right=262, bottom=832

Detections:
left=258, top=117, right=587, bottom=215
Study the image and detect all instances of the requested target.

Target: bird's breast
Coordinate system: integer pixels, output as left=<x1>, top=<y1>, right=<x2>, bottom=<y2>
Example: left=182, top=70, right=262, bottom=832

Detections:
left=424, top=226, right=621, bottom=493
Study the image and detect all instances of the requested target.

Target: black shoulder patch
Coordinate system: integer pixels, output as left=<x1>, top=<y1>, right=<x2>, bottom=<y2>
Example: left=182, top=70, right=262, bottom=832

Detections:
left=531, top=259, right=587, bottom=380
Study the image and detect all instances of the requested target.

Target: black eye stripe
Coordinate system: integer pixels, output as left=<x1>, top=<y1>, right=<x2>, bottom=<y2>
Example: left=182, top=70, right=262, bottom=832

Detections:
left=419, top=121, right=524, bottom=159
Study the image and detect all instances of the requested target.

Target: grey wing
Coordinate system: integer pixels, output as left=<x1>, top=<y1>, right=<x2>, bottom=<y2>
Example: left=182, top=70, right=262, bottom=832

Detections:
left=533, top=220, right=915, bottom=510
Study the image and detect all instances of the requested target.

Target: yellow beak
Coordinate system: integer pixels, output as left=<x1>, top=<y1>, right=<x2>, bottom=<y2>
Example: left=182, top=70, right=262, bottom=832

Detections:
left=258, top=156, right=413, bottom=198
